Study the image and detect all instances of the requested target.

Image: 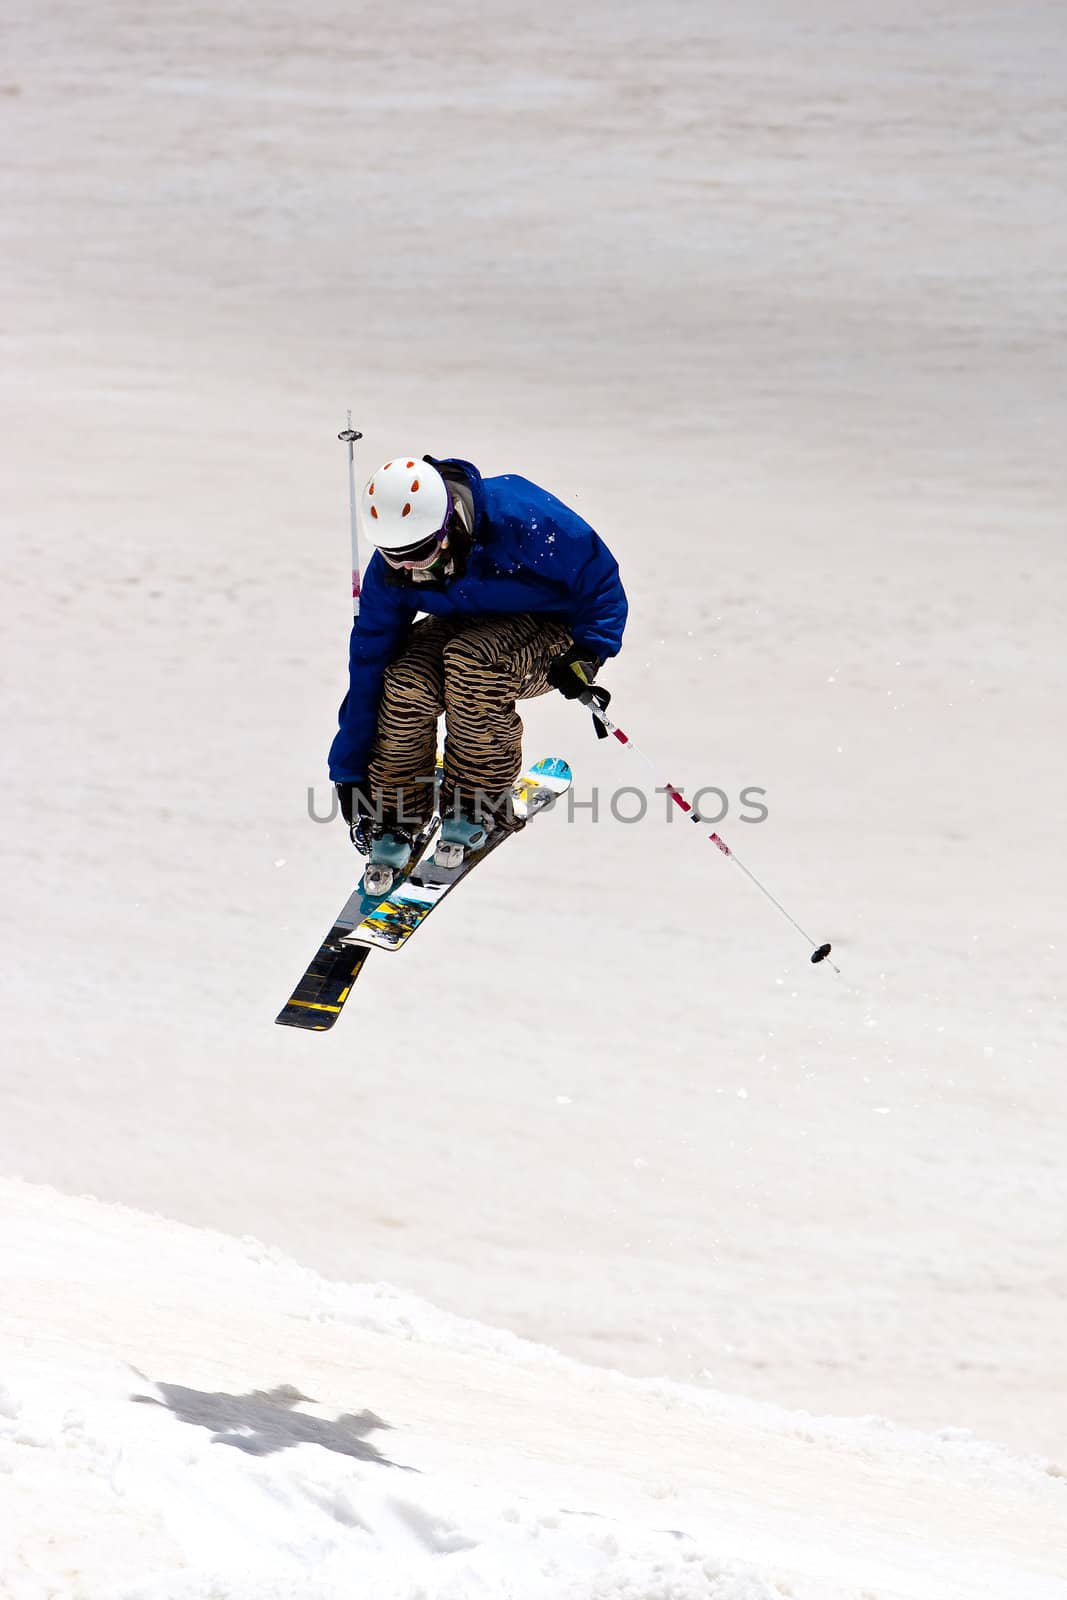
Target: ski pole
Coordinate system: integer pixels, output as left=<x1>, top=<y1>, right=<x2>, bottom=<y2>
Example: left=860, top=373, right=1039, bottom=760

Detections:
left=567, top=669, right=837, bottom=971
left=338, top=412, right=363, bottom=618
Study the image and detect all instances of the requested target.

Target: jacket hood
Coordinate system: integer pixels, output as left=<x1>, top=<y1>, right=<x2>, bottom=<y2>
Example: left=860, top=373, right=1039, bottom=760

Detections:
left=425, top=456, right=486, bottom=538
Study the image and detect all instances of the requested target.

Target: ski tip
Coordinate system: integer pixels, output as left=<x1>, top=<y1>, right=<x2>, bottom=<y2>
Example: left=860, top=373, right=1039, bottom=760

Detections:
left=531, top=755, right=572, bottom=782
left=811, top=942, right=833, bottom=964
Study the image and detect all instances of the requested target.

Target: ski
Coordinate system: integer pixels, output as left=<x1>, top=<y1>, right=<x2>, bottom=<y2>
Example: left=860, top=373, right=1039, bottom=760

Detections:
left=275, top=758, right=571, bottom=1027
left=274, top=821, right=439, bottom=1031
left=349, top=756, right=572, bottom=953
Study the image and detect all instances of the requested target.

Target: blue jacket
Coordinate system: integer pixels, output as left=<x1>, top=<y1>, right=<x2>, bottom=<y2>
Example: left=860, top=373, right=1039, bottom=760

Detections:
left=329, top=457, right=628, bottom=782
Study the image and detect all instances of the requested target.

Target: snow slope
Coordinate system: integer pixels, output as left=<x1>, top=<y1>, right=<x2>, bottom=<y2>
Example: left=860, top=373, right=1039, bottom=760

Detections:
left=3, top=1178, right=1066, bottom=1599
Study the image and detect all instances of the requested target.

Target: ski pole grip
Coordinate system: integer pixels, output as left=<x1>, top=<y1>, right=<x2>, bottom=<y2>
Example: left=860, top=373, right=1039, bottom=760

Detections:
left=576, top=682, right=612, bottom=737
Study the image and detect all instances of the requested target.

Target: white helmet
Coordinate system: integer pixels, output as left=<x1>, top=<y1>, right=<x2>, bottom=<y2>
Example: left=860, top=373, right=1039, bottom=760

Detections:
left=361, top=457, right=450, bottom=552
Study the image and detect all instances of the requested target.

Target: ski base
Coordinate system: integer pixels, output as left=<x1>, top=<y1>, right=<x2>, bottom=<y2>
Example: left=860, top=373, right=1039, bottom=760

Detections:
left=274, top=910, right=373, bottom=1031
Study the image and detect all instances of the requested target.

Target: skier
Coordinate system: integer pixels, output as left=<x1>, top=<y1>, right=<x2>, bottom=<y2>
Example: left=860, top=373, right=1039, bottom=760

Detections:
left=329, top=453, right=627, bottom=892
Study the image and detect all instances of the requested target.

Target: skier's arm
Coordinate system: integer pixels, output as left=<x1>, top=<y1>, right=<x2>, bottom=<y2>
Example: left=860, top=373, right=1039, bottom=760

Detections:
left=328, top=563, right=417, bottom=783
left=564, top=531, right=628, bottom=661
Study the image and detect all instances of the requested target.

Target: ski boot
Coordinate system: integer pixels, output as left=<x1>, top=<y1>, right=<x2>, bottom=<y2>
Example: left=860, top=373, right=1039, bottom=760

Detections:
left=432, top=811, right=490, bottom=871
left=362, top=826, right=413, bottom=898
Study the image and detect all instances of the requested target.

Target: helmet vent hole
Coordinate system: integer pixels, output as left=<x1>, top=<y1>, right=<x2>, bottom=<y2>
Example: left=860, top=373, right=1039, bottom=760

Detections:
left=401, top=503, right=412, bottom=517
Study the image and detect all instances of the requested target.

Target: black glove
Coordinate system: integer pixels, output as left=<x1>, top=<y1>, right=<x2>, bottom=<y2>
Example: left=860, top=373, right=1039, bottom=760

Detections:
left=335, top=782, right=376, bottom=854
left=547, top=643, right=603, bottom=700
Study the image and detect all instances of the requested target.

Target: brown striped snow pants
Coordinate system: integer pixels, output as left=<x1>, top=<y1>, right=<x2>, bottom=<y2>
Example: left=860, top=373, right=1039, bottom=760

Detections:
left=368, top=614, right=572, bottom=826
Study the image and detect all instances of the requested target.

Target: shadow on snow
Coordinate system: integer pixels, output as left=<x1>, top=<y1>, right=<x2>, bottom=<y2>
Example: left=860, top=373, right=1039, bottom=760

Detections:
left=132, top=1378, right=411, bottom=1468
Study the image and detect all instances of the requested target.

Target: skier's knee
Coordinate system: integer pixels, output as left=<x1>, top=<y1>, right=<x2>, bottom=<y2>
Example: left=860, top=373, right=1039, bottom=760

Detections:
left=382, top=656, right=444, bottom=712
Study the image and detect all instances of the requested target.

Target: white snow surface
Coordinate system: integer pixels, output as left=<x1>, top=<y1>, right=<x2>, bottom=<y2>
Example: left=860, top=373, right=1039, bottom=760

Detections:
left=3, top=1178, right=1066, bottom=1599
left=4, top=0, right=1067, bottom=1592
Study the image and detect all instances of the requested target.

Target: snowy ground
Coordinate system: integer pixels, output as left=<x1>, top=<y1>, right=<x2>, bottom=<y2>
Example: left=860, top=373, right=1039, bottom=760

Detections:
left=4, top=1179, right=1067, bottom=1599
left=3, top=0, right=1067, bottom=1592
